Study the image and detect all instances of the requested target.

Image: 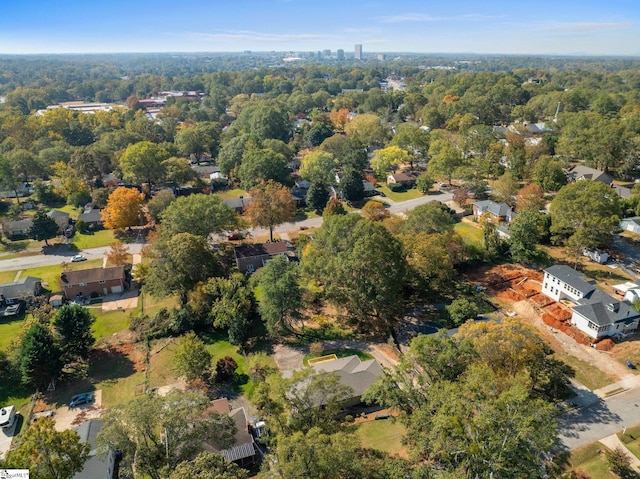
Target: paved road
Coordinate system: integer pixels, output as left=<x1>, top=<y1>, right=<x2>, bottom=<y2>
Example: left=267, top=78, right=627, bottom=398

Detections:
left=0, top=243, right=145, bottom=272
left=251, top=190, right=455, bottom=238
left=560, top=386, right=640, bottom=450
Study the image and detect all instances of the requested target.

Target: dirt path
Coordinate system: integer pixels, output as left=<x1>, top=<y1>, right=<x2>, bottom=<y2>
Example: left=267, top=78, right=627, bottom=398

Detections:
left=512, top=300, right=633, bottom=382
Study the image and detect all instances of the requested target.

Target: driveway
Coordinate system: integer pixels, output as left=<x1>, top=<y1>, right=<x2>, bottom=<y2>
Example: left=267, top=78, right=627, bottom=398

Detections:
left=53, top=389, right=102, bottom=431
left=611, top=235, right=640, bottom=273
left=0, top=415, right=19, bottom=460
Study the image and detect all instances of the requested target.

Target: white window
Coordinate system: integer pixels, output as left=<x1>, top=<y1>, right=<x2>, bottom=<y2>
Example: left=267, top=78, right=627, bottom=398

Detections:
left=79, top=282, right=87, bottom=286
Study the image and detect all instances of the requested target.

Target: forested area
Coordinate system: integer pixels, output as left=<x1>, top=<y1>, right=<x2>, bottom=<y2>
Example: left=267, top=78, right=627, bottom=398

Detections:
left=1, top=53, right=640, bottom=478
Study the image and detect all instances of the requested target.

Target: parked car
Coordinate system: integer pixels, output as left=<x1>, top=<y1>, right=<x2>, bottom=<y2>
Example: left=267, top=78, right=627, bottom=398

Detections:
left=71, top=254, right=86, bottom=262
left=69, top=393, right=94, bottom=408
left=226, top=232, right=240, bottom=240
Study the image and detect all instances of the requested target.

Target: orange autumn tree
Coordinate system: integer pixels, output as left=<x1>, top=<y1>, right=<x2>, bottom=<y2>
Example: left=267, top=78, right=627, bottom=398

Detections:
left=245, top=180, right=295, bottom=242
left=106, top=241, right=130, bottom=266
left=101, top=187, right=145, bottom=230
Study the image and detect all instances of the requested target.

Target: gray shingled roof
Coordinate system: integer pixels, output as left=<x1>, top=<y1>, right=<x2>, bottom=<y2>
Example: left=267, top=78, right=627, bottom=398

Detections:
left=216, top=407, right=256, bottom=462
left=544, top=265, right=596, bottom=295
left=73, top=420, right=111, bottom=479
left=473, top=200, right=513, bottom=218
left=234, top=241, right=292, bottom=259
left=0, top=276, right=42, bottom=299
left=574, top=290, right=640, bottom=327
left=311, top=355, right=384, bottom=400
left=568, top=165, right=612, bottom=185
left=2, top=218, right=33, bottom=234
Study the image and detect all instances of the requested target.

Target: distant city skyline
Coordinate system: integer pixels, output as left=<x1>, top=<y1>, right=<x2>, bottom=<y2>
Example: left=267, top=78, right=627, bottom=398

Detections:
left=0, top=0, right=638, bottom=56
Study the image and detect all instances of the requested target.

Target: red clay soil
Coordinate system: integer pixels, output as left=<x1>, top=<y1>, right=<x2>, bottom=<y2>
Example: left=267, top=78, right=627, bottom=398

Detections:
left=595, top=339, right=616, bottom=351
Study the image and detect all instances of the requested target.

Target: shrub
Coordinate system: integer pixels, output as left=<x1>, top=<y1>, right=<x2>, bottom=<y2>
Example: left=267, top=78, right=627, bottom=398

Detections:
left=215, top=356, right=238, bottom=383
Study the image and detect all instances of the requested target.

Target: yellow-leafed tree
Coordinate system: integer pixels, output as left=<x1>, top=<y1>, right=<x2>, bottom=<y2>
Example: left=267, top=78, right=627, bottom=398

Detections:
left=101, top=187, right=145, bottom=230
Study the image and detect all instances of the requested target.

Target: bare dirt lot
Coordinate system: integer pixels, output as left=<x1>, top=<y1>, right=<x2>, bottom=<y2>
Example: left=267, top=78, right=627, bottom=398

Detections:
left=464, top=264, right=635, bottom=386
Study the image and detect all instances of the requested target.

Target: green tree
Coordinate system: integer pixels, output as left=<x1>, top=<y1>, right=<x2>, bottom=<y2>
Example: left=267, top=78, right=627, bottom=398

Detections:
left=306, top=181, right=330, bottom=212
left=447, top=298, right=481, bottom=326
left=371, top=146, right=411, bottom=178
left=147, top=189, right=175, bottom=223
left=119, top=141, right=170, bottom=186
left=4, top=417, right=89, bottom=479
left=146, top=233, right=221, bottom=305
left=549, top=180, right=621, bottom=251
left=98, top=391, right=236, bottom=479
left=401, top=232, right=459, bottom=292
left=402, top=201, right=455, bottom=234
left=303, top=215, right=407, bottom=334
left=173, top=332, right=212, bottom=382
left=159, top=194, right=237, bottom=238
left=532, top=156, right=567, bottom=192
left=170, top=452, right=248, bottom=479
left=339, top=168, right=365, bottom=203
left=345, top=113, right=387, bottom=147
left=304, top=123, right=334, bottom=147
left=245, top=180, right=296, bottom=242
left=162, top=157, right=197, bottom=187
left=299, top=150, right=336, bottom=185
left=322, top=197, right=347, bottom=218
left=415, top=172, right=434, bottom=194
left=509, top=209, right=545, bottom=264
left=28, top=209, right=59, bottom=246
left=237, top=147, right=290, bottom=190
left=390, top=122, right=431, bottom=169
left=491, top=171, right=519, bottom=206
left=19, top=323, right=62, bottom=388
left=256, top=255, right=302, bottom=334
left=175, top=122, right=222, bottom=159
left=427, top=139, right=463, bottom=185
left=218, top=134, right=250, bottom=176
left=232, top=103, right=290, bottom=142
left=53, top=305, right=95, bottom=363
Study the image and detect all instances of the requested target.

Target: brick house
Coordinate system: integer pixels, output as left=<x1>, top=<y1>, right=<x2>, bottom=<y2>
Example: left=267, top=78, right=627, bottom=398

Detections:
left=233, top=241, right=296, bottom=274
left=60, top=266, right=127, bottom=299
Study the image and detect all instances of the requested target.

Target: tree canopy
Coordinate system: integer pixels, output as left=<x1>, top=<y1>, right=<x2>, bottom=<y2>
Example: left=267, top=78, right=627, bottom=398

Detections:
left=159, top=193, right=238, bottom=238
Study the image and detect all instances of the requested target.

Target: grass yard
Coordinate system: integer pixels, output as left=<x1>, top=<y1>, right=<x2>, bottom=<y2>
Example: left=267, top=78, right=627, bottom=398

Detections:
left=303, top=348, right=373, bottom=366
left=23, top=259, right=103, bottom=292
left=148, top=339, right=181, bottom=389
left=91, top=308, right=133, bottom=340
left=71, top=229, right=115, bottom=250
left=553, top=351, right=616, bottom=391
left=376, top=185, right=424, bottom=202
left=0, top=238, right=40, bottom=255
left=356, top=417, right=406, bottom=455
left=562, top=442, right=616, bottom=479
left=618, top=425, right=640, bottom=460
left=202, top=332, right=252, bottom=395
left=214, top=187, right=248, bottom=201
left=0, top=314, right=27, bottom=351
left=139, top=291, right=178, bottom=317
left=454, top=220, right=484, bottom=246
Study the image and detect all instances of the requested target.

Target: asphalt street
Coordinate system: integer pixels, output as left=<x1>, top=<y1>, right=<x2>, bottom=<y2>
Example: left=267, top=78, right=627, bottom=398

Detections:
left=0, top=243, right=144, bottom=272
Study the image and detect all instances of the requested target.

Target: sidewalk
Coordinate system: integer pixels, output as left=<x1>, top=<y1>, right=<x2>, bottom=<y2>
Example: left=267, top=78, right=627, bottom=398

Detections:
left=599, top=434, right=640, bottom=472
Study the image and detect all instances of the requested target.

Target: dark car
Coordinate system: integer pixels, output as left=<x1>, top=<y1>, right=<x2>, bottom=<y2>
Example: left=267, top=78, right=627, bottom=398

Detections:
left=69, top=393, right=94, bottom=408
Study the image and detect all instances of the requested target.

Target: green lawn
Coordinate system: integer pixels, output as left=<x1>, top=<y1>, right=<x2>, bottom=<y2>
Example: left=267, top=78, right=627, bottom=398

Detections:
left=91, top=308, right=133, bottom=340
left=139, top=292, right=178, bottom=317
left=214, top=188, right=248, bottom=201
left=148, top=339, right=181, bottom=389
left=563, top=442, right=616, bottom=479
left=202, top=332, right=251, bottom=395
left=377, top=185, right=424, bottom=202
left=454, top=221, right=484, bottom=246
left=303, top=348, right=373, bottom=366
left=552, top=351, right=616, bottom=391
left=0, top=314, right=27, bottom=351
left=21, top=259, right=103, bottom=292
left=71, top=229, right=115, bottom=250
left=618, top=425, right=640, bottom=460
left=356, top=418, right=406, bottom=455
left=0, top=238, right=40, bottom=255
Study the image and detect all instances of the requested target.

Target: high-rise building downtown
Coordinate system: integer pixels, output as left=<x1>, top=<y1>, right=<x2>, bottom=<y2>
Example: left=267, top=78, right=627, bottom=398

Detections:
left=337, top=49, right=344, bottom=60
left=354, top=44, right=362, bottom=60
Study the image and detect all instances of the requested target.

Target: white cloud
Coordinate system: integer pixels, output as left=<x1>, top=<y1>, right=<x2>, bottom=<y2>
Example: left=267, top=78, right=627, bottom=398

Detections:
left=190, top=30, right=331, bottom=43
left=539, top=22, right=632, bottom=33
left=378, top=13, right=501, bottom=23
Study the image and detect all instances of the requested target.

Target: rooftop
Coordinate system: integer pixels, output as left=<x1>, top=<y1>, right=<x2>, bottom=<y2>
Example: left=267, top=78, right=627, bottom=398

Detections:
left=61, top=266, right=125, bottom=285
left=234, top=241, right=292, bottom=259
left=544, top=265, right=596, bottom=295
left=311, top=355, right=384, bottom=400
left=574, top=290, right=640, bottom=327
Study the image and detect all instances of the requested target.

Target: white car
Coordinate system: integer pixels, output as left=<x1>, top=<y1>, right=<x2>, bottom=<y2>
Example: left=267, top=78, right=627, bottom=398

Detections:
left=0, top=406, right=16, bottom=429
left=71, top=254, right=87, bottom=262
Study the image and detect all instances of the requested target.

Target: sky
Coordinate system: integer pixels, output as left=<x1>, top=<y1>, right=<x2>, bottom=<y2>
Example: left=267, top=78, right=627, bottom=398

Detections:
left=0, top=0, right=638, bottom=56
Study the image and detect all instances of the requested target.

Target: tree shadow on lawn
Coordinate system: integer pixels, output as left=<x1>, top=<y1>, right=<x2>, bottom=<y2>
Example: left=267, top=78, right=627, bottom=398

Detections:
left=87, top=347, right=137, bottom=383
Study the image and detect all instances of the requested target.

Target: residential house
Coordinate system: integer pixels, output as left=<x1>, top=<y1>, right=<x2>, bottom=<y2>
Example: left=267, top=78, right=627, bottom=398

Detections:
left=60, top=266, right=127, bottom=300
left=79, top=206, right=103, bottom=229
left=0, top=276, right=42, bottom=316
left=496, top=225, right=511, bottom=240
left=223, top=197, right=254, bottom=214
left=613, top=184, right=632, bottom=200
left=73, top=420, right=118, bottom=479
left=472, top=200, right=516, bottom=224
left=567, top=165, right=612, bottom=185
left=299, top=355, right=384, bottom=407
left=233, top=241, right=296, bottom=274
left=207, top=398, right=258, bottom=466
left=47, top=210, right=71, bottom=234
left=387, top=172, right=416, bottom=188
left=621, top=217, right=640, bottom=234
left=523, top=122, right=550, bottom=134
left=542, top=265, right=640, bottom=339
left=583, top=248, right=609, bottom=264
left=2, top=218, right=32, bottom=239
